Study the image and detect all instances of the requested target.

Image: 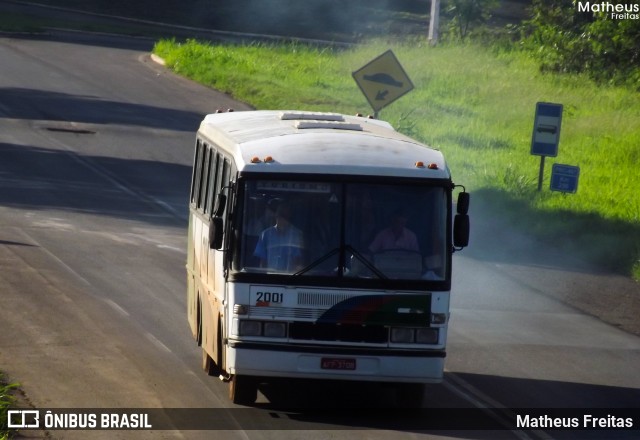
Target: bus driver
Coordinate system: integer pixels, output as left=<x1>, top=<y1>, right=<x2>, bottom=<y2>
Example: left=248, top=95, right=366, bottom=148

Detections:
left=253, top=202, right=304, bottom=271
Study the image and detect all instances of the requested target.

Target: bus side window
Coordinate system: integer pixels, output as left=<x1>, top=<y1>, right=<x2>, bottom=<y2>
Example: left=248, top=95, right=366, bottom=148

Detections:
left=198, top=146, right=212, bottom=212
left=205, top=150, right=220, bottom=215
left=190, top=139, right=205, bottom=206
left=221, top=159, right=231, bottom=194
left=214, top=157, right=231, bottom=219
left=198, top=142, right=209, bottom=210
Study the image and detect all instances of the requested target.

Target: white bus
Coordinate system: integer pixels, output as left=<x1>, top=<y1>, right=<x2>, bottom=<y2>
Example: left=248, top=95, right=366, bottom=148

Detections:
left=187, top=110, right=469, bottom=405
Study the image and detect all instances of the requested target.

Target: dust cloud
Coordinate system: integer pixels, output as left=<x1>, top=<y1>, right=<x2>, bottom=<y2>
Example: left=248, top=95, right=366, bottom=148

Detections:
left=186, top=0, right=427, bottom=41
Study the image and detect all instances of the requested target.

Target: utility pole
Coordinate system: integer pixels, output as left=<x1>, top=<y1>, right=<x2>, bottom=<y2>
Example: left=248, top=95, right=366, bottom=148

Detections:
left=428, top=0, right=441, bottom=45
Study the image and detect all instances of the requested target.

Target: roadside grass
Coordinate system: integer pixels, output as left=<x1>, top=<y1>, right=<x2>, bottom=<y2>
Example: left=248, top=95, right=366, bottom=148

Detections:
left=154, top=38, right=640, bottom=280
left=2, top=5, right=637, bottom=279
left=0, top=374, right=19, bottom=440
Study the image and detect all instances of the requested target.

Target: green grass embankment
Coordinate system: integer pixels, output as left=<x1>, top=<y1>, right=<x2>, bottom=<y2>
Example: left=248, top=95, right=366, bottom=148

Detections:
left=1, top=9, right=636, bottom=430
left=155, top=38, right=640, bottom=280
left=0, top=374, right=19, bottom=440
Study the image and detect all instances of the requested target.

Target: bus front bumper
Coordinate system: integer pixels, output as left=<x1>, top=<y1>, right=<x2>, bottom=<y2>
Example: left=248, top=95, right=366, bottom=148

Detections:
left=226, top=342, right=445, bottom=383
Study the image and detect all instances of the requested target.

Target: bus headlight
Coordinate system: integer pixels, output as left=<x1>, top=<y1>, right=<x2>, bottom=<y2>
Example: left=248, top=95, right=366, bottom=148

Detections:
left=390, top=327, right=439, bottom=344
left=416, top=328, right=439, bottom=344
left=390, top=327, right=415, bottom=343
left=238, top=320, right=287, bottom=338
left=263, top=322, right=287, bottom=338
left=239, top=320, right=262, bottom=336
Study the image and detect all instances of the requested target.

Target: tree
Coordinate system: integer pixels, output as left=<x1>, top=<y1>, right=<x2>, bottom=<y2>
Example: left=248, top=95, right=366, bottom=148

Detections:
left=521, top=0, right=640, bottom=87
left=444, top=0, right=498, bottom=40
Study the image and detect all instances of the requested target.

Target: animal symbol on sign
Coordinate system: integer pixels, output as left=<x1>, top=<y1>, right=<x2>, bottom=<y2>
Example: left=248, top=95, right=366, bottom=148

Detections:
left=363, top=73, right=403, bottom=88
left=363, top=73, right=403, bottom=101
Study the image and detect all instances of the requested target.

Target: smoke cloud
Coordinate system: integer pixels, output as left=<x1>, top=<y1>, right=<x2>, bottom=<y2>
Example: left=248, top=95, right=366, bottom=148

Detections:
left=188, top=0, right=429, bottom=41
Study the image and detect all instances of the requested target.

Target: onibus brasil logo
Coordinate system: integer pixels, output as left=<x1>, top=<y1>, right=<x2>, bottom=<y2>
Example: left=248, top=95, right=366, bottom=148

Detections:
left=7, top=409, right=152, bottom=430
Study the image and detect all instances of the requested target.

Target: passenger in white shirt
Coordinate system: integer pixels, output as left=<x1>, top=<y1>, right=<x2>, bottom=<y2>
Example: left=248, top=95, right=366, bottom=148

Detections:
left=369, top=210, right=419, bottom=253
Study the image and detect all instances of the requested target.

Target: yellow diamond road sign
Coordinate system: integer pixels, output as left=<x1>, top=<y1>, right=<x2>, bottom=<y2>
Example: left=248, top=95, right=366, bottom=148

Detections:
left=352, top=50, right=414, bottom=113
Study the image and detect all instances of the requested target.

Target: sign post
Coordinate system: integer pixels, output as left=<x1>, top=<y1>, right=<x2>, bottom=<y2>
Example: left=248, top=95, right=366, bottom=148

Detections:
left=428, top=0, right=441, bottom=45
left=352, top=50, right=414, bottom=117
left=530, top=102, right=563, bottom=191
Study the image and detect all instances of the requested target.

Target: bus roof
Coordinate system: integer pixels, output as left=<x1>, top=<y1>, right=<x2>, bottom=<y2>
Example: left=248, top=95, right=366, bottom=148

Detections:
left=198, top=110, right=450, bottom=180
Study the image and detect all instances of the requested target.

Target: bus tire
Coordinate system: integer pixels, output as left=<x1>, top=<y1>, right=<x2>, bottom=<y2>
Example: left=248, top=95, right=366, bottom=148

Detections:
left=229, top=375, right=257, bottom=405
left=202, top=348, right=219, bottom=376
left=196, top=295, right=202, bottom=346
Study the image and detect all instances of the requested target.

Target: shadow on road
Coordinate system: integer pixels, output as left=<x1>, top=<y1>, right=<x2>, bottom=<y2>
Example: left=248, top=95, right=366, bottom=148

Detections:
left=452, top=373, right=640, bottom=409
left=252, top=372, right=640, bottom=409
left=245, top=373, right=640, bottom=437
left=0, top=87, right=203, bottom=132
left=161, top=373, right=640, bottom=437
left=0, top=142, right=190, bottom=226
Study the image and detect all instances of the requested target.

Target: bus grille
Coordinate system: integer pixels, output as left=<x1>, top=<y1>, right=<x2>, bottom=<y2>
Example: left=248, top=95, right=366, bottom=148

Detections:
left=297, top=291, right=357, bottom=307
left=289, top=322, right=388, bottom=343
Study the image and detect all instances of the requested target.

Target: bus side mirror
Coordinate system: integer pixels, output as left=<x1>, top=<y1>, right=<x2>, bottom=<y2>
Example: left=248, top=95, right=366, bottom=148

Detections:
left=453, top=214, right=469, bottom=248
left=457, top=192, right=469, bottom=215
left=209, top=216, right=224, bottom=250
left=454, top=192, right=470, bottom=248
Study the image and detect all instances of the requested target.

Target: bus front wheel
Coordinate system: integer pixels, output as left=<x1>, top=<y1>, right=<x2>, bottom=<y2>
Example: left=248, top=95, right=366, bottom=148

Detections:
left=229, top=375, right=257, bottom=405
left=202, top=348, right=220, bottom=376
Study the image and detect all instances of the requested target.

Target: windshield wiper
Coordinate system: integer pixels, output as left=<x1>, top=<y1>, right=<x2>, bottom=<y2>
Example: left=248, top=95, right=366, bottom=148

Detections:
left=293, top=245, right=387, bottom=279
left=293, top=247, right=340, bottom=277
left=345, top=245, right=387, bottom=280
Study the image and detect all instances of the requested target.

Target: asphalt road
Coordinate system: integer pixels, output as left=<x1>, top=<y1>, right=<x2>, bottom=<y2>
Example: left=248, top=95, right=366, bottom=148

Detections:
left=0, top=31, right=639, bottom=440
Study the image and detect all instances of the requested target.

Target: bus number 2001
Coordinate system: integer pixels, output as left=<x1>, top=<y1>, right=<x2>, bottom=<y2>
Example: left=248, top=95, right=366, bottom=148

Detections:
left=256, top=291, right=284, bottom=304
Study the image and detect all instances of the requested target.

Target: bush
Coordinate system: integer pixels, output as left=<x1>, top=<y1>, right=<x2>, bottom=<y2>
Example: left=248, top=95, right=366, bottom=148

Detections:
left=0, top=374, right=19, bottom=439
left=520, top=0, right=640, bottom=88
left=442, top=0, right=499, bottom=40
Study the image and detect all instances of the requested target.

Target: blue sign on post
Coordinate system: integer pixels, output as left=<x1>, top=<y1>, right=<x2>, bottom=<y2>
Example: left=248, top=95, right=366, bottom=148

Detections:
left=550, top=164, right=580, bottom=193
left=531, top=102, right=563, bottom=157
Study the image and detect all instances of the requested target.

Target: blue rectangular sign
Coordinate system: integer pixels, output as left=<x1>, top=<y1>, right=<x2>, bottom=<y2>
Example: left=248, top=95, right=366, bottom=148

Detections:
left=531, top=102, right=563, bottom=157
left=550, top=164, right=580, bottom=193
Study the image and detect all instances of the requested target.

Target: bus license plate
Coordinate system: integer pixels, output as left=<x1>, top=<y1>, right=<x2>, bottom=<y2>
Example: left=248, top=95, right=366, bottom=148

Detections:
left=321, top=358, right=356, bottom=370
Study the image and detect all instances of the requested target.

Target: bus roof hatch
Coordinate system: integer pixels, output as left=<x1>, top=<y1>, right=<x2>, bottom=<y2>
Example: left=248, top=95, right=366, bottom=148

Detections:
left=279, top=111, right=345, bottom=122
left=295, top=121, right=363, bottom=131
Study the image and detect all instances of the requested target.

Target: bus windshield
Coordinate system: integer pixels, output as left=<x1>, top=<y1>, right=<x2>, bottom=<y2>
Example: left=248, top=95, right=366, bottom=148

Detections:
left=238, top=179, right=448, bottom=281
